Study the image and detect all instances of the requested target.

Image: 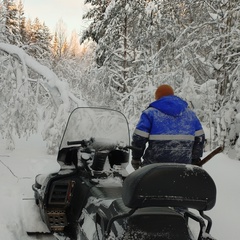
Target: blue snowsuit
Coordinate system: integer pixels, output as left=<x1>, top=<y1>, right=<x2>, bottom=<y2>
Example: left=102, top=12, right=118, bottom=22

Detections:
left=132, top=95, right=205, bottom=165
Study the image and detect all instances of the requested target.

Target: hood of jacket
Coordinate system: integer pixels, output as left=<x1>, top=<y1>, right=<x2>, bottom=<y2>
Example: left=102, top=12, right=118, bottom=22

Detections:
left=149, top=95, right=188, bottom=117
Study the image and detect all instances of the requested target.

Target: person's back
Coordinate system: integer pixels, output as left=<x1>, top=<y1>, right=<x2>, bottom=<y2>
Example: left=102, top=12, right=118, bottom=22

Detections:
left=131, top=85, right=205, bottom=169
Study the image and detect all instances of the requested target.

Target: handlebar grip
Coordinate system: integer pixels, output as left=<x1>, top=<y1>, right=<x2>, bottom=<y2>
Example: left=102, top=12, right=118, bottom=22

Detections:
left=119, top=145, right=142, bottom=151
left=67, top=140, right=85, bottom=146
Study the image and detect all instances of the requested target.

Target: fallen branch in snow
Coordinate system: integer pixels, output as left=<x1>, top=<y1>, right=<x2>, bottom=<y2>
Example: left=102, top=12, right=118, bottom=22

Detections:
left=0, top=159, right=31, bottom=180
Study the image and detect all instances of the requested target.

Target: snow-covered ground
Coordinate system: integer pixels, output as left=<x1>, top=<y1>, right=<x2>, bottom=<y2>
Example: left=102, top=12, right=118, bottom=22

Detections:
left=0, top=133, right=239, bottom=240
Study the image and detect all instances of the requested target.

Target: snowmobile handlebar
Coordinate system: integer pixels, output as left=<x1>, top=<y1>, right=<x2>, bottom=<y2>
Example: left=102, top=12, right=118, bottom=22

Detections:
left=118, top=145, right=142, bottom=152
left=67, top=138, right=141, bottom=152
left=67, top=138, right=94, bottom=147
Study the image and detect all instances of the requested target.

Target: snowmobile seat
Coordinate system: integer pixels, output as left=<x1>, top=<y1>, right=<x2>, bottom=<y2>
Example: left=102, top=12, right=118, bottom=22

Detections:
left=90, top=186, right=123, bottom=200
left=122, top=163, right=216, bottom=211
left=125, top=207, right=191, bottom=240
left=97, top=198, right=192, bottom=239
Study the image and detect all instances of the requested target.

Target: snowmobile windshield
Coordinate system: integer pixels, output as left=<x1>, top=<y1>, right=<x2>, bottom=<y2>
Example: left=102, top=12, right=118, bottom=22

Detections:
left=59, top=107, right=130, bottom=150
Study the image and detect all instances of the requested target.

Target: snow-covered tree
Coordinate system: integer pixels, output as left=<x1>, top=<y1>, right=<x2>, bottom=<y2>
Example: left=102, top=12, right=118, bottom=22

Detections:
left=52, top=19, right=68, bottom=61
left=2, top=0, right=21, bottom=44
left=18, top=0, right=27, bottom=44
left=0, top=0, right=240, bottom=158
left=81, top=0, right=240, bottom=156
left=0, top=43, right=86, bottom=153
left=25, top=18, right=52, bottom=60
left=67, top=30, right=82, bottom=58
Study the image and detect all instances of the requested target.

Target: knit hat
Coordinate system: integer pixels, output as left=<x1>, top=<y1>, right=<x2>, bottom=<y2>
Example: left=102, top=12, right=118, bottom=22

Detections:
left=155, top=84, right=174, bottom=100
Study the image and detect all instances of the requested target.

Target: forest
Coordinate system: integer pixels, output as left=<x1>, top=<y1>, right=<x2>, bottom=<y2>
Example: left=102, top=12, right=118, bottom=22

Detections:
left=0, top=0, right=240, bottom=160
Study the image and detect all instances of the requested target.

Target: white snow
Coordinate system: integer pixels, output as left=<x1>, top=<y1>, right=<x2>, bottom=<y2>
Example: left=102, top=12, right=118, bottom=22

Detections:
left=0, top=133, right=239, bottom=240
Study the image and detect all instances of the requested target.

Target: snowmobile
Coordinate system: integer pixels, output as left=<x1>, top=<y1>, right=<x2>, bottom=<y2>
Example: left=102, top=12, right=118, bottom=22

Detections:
left=32, top=107, right=217, bottom=240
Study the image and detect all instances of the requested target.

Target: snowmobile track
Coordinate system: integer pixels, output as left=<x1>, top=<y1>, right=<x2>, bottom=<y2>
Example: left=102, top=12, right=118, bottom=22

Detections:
left=27, top=233, right=56, bottom=240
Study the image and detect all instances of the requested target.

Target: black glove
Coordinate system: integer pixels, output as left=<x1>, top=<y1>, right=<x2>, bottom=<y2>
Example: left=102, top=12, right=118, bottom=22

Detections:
left=131, top=159, right=141, bottom=170
left=192, top=158, right=201, bottom=166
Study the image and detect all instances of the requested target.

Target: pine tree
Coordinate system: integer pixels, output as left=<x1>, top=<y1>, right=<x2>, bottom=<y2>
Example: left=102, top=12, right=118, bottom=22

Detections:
left=17, top=0, right=27, bottom=44
left=81, top=0, right=111, bottom=44
left=3, top=0, right=21, bottom=45
left=24, top=17, right=52, bottom=62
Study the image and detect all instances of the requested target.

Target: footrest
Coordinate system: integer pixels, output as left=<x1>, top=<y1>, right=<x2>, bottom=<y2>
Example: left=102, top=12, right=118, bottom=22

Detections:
left=47, top=209, right=67, bottom=232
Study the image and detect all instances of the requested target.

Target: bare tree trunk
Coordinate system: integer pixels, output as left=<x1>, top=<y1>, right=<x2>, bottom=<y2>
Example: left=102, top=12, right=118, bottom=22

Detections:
left=123, top=0, right=128, bottom=93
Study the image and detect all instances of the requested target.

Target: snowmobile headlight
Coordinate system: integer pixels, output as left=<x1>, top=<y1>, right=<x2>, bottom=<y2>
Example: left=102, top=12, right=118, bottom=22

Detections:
left=81, top=152, right=91, bottom=160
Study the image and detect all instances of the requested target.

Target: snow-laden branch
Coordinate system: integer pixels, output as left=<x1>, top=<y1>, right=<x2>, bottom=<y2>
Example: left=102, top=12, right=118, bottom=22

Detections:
left=0, top=43, right=87, bottom=153
left=0, top=43, right=86, bottom=108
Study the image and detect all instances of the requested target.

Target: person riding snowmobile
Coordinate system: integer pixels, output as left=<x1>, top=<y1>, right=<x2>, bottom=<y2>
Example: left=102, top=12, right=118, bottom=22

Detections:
left=131, top=84, right=205, bottom=170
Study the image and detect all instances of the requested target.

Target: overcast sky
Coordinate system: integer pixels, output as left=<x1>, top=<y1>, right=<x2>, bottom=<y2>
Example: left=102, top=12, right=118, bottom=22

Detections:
left=22, top=0, right=90, bottom=35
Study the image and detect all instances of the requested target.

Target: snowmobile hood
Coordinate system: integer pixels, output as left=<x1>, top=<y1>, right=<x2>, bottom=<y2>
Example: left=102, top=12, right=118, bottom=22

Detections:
left=149, top=95, right=188, bottom=117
